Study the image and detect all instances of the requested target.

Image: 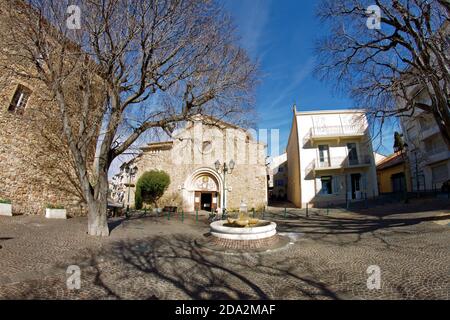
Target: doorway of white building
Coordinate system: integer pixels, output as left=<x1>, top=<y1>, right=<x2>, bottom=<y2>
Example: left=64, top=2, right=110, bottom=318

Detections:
left=351, top=173, right=362, bottom=199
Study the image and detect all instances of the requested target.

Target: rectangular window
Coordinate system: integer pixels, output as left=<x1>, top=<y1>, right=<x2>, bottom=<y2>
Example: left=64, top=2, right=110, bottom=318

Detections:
left=347, top=143, right=359, bottom=165
left=318, top=145, right=330, bottom=167
left=431, top=164, right=449, bottom=184
left=8, top=84, right=32, bottom=114
left=320, top=176, right=333, bottom=195
left=419, top=116, right=434, bottom=131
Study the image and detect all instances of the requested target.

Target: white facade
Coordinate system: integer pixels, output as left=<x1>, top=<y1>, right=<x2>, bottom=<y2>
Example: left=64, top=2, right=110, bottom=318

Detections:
left=374, top=152, right=387, bottom=165
left=268, top=153, right=288, bottom=200
left=109, top=161, right=137, bottom=206
left=399, top=89, right=450, bottom=191
left=287, top=108, right=379, bottom=208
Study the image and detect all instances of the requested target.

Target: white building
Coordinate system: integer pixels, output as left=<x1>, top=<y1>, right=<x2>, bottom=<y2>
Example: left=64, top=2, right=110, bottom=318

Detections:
left=396, top=21, right=450, bottom=192
left=399, top=88, right=450, bottom=192
left=373, top=152, right=387, bottom=165
left=287, top=107, right=379, bottom=208
left=268, top=153, right=288, bottom=200
left=109, top=160, right=137, bottom=206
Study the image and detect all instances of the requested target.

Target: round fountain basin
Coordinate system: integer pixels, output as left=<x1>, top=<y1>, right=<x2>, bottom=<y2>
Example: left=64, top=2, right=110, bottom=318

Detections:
left=210, top=220, right=277, bottom=240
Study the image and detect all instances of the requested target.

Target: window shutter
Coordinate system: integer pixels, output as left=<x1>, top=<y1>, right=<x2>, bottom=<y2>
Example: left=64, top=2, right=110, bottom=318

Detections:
left=346, top=174, right=351, bottom=198
left=316, top=178, right=322, bottom=194
left=361, top=173, right=367, bottom=192
left=333, top=176, right=339, bottom=194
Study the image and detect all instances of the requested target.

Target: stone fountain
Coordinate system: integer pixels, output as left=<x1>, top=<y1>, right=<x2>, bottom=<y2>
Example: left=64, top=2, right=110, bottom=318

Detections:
left=210, top=200, right=277, bottom=241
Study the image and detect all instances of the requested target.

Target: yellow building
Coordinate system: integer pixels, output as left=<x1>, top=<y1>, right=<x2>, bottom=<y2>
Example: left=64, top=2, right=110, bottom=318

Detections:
left=376, top=152, right=412, bottom=194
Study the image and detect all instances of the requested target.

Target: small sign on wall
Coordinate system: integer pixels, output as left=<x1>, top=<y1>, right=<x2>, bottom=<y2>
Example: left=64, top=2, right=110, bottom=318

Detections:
left=195, top=197, right=200, bottom=203
left=212, top=197, right=217, bottom=204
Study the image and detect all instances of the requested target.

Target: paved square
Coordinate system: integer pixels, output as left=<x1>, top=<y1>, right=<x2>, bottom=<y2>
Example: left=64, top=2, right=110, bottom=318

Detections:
left=0, top=199, right=448, bottom=299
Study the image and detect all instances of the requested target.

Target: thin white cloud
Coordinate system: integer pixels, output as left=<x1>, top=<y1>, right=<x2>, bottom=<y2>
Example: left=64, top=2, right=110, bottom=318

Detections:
left=265, top=56, right=316, bottom=113
left=232, top=0, right=272, bottom=57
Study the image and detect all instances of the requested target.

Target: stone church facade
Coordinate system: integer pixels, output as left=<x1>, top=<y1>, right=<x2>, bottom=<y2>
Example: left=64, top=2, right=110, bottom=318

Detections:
left=117, top=118, right=268, bottom=213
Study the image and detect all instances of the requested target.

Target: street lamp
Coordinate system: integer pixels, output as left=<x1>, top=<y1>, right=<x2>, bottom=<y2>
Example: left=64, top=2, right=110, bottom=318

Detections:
left=394, top=141, right=409, bottom=204
left=125, top=164, right=137, bottom=217
left=214, top=159, right=235, bottom=219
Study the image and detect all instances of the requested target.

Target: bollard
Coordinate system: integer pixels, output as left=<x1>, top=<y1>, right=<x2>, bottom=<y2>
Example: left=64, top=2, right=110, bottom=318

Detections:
left=181, top=210, right=184, bottom=223
left=144, top=207, right=147, bottom=216
left=196, top=209, right=198, bottom=223
left=167, top=210, right=170, bottom=220
left=284, top=207, right=287, bottom=219
left=327, top=203, right=329, bottom=216
left=306, top=203, right=309, bottom=218
left=252, top=208, right=255, bottom=218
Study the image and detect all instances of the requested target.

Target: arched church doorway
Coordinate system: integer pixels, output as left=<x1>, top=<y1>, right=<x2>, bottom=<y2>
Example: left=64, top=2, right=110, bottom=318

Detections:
left=183, top=167, right=223, bottom=213
left=193, top=175, right=219, bottom=212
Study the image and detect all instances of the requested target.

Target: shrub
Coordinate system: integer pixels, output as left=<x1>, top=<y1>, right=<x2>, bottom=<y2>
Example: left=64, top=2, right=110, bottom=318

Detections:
left=135, top=170, right=170, bottom=210
left=0, top=199, right=11, bottom=204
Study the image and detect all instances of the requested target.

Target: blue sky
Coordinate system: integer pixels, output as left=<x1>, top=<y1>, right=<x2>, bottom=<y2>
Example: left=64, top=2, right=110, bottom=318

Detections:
left=224, top=0, right=397, bottom=156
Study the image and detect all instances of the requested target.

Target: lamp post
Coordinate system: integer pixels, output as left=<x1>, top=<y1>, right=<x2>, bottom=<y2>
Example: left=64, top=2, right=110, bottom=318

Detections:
left=125, top=164, right=137, bottom=217
left=395, top=142, right=409, bottom=204
left=214, top=159, right=235, bottom=219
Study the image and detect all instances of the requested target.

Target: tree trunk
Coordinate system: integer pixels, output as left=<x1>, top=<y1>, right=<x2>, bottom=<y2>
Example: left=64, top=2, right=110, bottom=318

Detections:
left=87, top=172, right=110, bottom=237
left=87, top=198, right=109, bottom=236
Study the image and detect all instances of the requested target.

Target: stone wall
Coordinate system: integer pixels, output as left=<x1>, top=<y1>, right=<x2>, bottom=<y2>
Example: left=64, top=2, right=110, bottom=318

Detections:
left=0, top=78, right=87, bottom=216
left=0, top=2, right=99, bottom=216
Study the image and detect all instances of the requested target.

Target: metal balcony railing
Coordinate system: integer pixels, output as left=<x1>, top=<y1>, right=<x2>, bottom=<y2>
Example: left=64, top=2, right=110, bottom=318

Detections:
left=303, top=125, right=366, bottom=145
left=305, top=155, right=372, bottom=175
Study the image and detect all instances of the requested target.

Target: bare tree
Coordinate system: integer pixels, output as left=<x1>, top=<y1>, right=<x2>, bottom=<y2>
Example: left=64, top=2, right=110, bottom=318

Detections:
left=315, top=0, right=450, bottom=148
left=0, top=0, right=257, bottom=236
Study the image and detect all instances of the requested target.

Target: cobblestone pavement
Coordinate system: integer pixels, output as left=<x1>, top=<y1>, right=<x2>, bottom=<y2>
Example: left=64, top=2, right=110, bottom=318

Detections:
left=0, top=199, right=449, bottom=300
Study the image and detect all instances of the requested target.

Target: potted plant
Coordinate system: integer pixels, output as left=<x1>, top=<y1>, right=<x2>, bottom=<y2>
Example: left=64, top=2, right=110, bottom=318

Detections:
left=0, top=199, right=12, bottom=217
left=45, top=204, right=67, bottom=219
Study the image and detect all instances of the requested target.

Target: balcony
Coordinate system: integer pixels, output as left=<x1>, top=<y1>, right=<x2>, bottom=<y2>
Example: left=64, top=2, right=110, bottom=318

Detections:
left=424, top=149, right=450, bottom=166
left=421, top=125, right=440, bottom=140
left=303, top=125, right=366, bottom=146
left=305, top=155, right=372, bottom=176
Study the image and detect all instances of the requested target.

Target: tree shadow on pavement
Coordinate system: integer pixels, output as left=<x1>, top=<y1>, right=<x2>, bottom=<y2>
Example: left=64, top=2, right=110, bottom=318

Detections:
left=278, top=214, right=450, bottom=236
left=345, top=198, right=450, bottom=217
left=3, top=234, right=344, bottom=300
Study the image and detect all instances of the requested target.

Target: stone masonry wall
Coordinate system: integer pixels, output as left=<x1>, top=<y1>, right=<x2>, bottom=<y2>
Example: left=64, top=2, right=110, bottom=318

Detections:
left=0, top=3, right=94, bottom=216
left=0, top=76, right=87, bottom=216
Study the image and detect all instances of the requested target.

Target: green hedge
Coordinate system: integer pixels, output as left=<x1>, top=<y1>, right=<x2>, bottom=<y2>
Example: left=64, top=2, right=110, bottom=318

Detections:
left=135, top=170, right=170, bottom=210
